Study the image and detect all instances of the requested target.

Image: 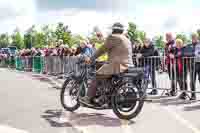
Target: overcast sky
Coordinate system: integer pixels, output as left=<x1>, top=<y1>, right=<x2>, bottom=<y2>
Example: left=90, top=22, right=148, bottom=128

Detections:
left=0, top=0, right=200, bottom=37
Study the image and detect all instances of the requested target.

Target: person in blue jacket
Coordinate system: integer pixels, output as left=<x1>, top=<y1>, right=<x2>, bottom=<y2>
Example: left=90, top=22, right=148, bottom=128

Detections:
left=79, top=40, right=95, bottom=57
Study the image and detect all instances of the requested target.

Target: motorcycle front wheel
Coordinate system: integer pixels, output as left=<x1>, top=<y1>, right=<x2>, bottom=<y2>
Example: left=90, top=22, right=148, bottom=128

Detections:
left=60, top=78, right=80, bottom=112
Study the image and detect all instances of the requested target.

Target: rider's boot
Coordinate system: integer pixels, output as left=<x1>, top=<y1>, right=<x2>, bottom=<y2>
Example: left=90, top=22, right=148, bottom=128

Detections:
left=80, top=80, right=97, bottom=104
left=80, top=96, right=92, bottom=104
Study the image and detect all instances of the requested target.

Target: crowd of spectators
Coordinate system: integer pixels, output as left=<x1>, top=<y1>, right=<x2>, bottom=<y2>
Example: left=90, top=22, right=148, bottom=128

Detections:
left=131, top=32, right=200, bottom=100
left=16, top=39, right=95, bottom=58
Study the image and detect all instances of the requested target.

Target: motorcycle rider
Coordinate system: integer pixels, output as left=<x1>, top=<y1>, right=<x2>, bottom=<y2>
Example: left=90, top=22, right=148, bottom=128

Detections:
left=81, top=22, right=133, bottom=105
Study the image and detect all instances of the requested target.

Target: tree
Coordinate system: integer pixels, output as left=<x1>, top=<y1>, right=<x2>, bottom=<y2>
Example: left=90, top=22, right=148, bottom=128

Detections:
left=34, top=32, right=46, bottom=48
left=0, top=33, right=10, bottom=48
left=127, top=22, right=138, bottom=44
left=24, top=25, right=36, bottom=48
left=41, top=25, right=50, bottom=46
left=70, top=34, right=84, bottom=46
left=154, top=35, right=165, bottom=49
left=197, top=29, right=200, bottom=40
left=41, top=24, right=57, bottom=46
left=55, top=22, right=73, bottom=47
left=127, top=22, right=147, bottom=45
left=24, top=34, right=31, bottom=49
left=11, top=31, right=24, bottom=49
left=176, top=33, right=188, bottom=44
left=137, top=31, right=146, bottom=44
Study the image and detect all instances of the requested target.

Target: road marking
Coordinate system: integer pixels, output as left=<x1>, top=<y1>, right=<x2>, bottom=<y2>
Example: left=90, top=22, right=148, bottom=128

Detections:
left=164, top=107, right=200, bottom=133
left=151, top=104, right=200, bottom=133
left=0, top=125, right=29, bottom=133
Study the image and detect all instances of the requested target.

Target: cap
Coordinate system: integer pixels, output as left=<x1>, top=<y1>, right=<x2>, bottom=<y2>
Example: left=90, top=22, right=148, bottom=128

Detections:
left=112, top=22, right=124, bottom=31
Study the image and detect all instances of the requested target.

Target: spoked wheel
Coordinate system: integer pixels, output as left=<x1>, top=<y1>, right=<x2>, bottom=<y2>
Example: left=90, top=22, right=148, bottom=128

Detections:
left=111, top=81, right=145, bottom=120
left=60, top=79, right=80, bottom=112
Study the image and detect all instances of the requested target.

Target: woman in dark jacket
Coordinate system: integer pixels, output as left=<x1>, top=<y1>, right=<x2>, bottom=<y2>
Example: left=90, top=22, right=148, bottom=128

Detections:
left=137, top=38, right=158, bottom=95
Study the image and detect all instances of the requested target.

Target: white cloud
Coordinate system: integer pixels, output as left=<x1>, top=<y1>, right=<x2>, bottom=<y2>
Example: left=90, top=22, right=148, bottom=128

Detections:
left=0, top=0, right=36, bottom=34
left=96, top=0, right=136, bottom=12
left=0, top=0, right=200, bottom=38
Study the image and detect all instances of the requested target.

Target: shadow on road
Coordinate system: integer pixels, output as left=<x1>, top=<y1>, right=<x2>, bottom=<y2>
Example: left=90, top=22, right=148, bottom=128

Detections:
left=160, top=99, right=197, bottom=106
left=148, top=97, right=178, bottom=104
left=41, top=109, right=135, bottom=128
left=28, top=74, right=62, bottom=89
left=147, top=96, right=197, bottom=106
left=184, top=105, right=200, bottom=111
left=41, top=109, right=73, bottom=127
left=147, top=95, right=170, bottom=100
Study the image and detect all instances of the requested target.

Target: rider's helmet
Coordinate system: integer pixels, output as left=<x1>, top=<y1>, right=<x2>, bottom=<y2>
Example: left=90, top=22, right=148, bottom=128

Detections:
left=112, top=22, right=124, bottom=34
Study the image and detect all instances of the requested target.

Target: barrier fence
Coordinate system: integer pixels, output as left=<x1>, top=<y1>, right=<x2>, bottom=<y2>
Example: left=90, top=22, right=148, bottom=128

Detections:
left=1, top=56, right=200, bottom=97
left=133, top=56, right=200, bottom=97
left=0, top=56, right=15, bottom=68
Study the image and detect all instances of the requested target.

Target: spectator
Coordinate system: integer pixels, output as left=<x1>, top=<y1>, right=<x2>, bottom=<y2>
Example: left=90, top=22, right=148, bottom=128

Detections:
left=35, top=48, right=42, bottom=56
left=137, top=38, right=158, bottom=95
left=71, top=47, right=77, bottom=56
left=186, top=33, right=200, bottom=100
left=174, top=39, right=188, bottom=99
left=58, top=39, right=64, bottom=47
left=79, top=40, right=94, bottom=57
left=75, top=45, right=82, bottom=56
left=165, top=33, right=177, bottom=96
left=58, top=44, right=65, bottom=56
left=133, top=40, right=143, bottom=66
left=133, top=41, right=143, bottom=55
left=90, top=40, right=96, bottom=51
left=51, top=47, right=58, bottom=56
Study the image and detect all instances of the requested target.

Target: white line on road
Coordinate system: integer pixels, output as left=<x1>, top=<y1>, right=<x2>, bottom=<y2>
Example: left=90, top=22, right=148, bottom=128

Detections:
left=151, top=104, right=200, bottom=133
left=164, top=107, right=200, bottom=133
left=0, top=125, right=29, bottom=133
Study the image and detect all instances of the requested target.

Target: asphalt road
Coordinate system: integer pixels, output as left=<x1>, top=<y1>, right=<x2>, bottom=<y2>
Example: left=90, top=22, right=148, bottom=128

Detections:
left=1, top=68, right=200, bottom=133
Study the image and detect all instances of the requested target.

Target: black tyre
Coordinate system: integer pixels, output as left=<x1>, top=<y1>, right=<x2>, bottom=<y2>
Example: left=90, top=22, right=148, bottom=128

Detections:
left=60, top=78, right=80, bottom=112
left=111, top=81, right=145, bottom=120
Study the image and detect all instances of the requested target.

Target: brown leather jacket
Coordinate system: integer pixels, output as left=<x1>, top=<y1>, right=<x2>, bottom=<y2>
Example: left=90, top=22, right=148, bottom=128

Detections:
left=94, top=34, right=133, bottom=75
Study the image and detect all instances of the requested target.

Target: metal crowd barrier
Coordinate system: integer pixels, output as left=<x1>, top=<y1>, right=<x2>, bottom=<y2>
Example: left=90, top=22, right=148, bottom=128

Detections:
left=15, top=56, right=43, bottom=72
left=4, top=56, right=200, bottom=98
left=0, top=57, right=9, bottom=67
left=14, top=56, right=81, bottom=75
left=133, top=56, right=200, bottom=98
left=42, top=56, right=79, bottom=75
left=0, top=56, right=15, bottom=68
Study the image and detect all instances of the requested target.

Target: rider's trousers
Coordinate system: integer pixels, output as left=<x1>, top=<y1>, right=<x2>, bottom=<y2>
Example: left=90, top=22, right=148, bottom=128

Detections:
left=87, top=75, right=111, bottom=98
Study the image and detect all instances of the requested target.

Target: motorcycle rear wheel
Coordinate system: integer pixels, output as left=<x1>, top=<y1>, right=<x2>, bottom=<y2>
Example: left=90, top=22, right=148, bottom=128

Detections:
left=111, top=81, right=145, bottom=120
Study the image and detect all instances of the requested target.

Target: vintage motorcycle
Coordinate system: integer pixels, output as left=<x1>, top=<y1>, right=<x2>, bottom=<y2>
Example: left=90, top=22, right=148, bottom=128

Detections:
left=60, top=58, right=148, bottom=120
